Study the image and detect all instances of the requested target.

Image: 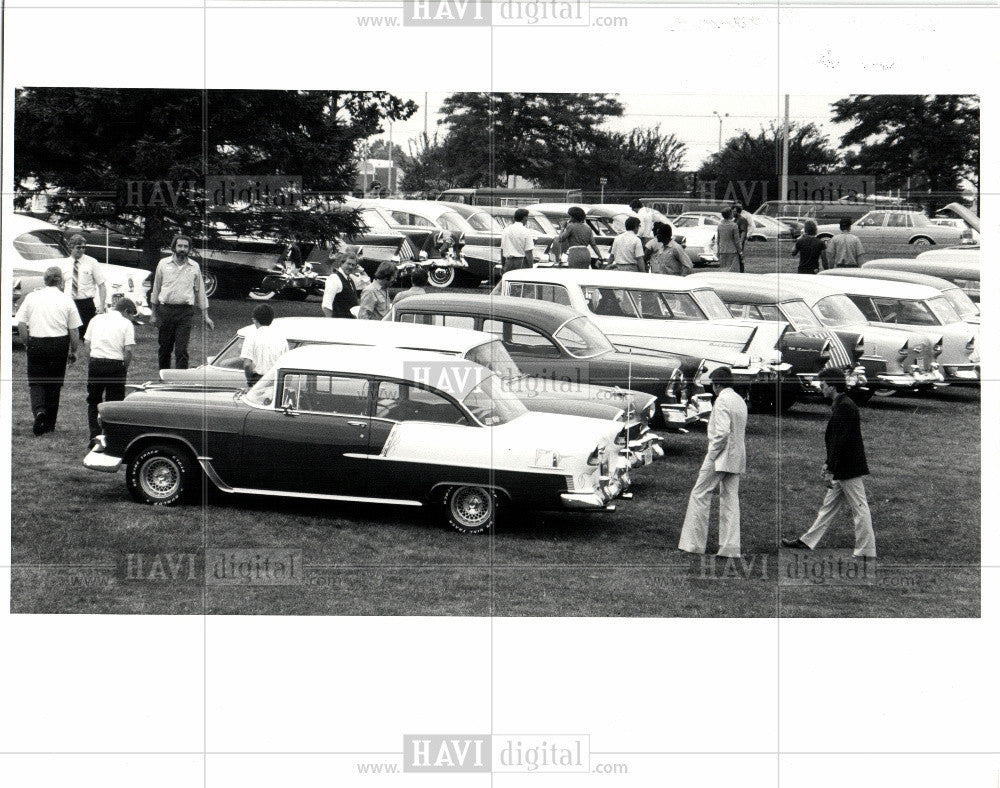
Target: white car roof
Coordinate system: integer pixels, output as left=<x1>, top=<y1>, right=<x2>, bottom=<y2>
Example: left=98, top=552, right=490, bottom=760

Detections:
left=277, top=344, right=489, bottom=398
left=804, top=274, right=941, bottom=300
left=503, top=267, right=708, bottom=292
left=238, top=316, right=492, bottom=354
left=359, top=199, right=465, bottom=220
left=5, top=212, right=151, bottom=282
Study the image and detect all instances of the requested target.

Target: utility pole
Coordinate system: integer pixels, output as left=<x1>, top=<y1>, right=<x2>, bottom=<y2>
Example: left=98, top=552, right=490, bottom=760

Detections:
left=712, top=110, right=729, bottom=151
left=424, top=92, right=428, bottom=138
left=388, top=123, right=394, bottom=196
left=780, top=95, right=790, bottom=204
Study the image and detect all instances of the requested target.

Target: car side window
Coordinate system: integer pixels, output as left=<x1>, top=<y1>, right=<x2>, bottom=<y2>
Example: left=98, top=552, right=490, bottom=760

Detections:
left=280, top=373, right=370, bottom=416
left=859, top=212, right=886, bottom=227
left=482, top=319, right=559, bottom=356
left=886, top=213, right=910, bottom=227
left=755, top=305, right=784, bottom=322
left=854, top=296, right=885, bottom=322
left=442, top=315, right=476, bottom=331
left=374, top=380, right=469, bottom=425
left=438, top=214, right=464, bottom=233
left=727, top=303, right=747, bottom=318
left=584, top=287, right=639, bottom=318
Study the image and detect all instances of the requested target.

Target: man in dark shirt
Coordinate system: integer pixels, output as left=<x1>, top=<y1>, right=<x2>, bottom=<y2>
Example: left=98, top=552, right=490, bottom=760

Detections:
left=792, top=219, right=828, bottom=274
left=782, top=367, right=876, bottom=557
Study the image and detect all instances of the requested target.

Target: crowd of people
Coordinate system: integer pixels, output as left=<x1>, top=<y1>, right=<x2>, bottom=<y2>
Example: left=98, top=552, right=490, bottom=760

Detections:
left=14, top=223, right=877, bottom=559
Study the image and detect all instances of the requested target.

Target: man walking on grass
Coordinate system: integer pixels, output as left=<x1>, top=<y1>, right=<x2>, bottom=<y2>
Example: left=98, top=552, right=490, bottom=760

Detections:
left=678, top=366, right=747, bottom=558
left=782, top=367, right=876, bottom=557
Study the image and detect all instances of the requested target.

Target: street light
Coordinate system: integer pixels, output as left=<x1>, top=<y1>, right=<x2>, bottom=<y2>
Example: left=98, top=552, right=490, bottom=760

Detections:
left=712, top=110, right=729, bottom=152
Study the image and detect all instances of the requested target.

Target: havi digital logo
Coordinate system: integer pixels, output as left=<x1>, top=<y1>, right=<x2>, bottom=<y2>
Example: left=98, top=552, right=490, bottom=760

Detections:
left=403, top=0, right=491, bottom=26
left=403, top=734, right=491, bottom=773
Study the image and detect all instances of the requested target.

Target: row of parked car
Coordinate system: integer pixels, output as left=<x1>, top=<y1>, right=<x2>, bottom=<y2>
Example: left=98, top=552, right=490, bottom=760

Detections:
left=78, top=241, right=980, bottom=533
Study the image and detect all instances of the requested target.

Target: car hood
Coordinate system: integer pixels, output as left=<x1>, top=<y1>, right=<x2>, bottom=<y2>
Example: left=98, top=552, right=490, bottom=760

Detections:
left=939, top=202, right=980, bottom=232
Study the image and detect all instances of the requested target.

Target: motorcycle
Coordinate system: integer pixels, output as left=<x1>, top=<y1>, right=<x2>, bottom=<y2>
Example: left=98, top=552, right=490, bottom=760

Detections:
left=248, top=261, right=323, bottom=301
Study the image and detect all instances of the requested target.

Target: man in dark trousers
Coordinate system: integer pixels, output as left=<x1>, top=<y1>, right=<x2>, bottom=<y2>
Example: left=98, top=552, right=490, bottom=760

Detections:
left=782, top=367, right=876, bottom=557
left=149, top=234, right=213, bottom=370
left=15, top=266, right=82, bottom=434
left=321, top=251, right=361, bottom=318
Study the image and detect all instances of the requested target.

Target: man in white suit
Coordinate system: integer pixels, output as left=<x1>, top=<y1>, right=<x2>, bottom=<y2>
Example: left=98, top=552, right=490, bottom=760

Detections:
left=678, top=366, right=748, bottom=558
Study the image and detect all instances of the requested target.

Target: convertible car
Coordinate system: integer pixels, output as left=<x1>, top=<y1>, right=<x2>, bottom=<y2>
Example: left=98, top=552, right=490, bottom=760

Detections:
left=159, top=317, right=663, bottom=469
left=86, top=346, right=630, bottom=533
left=386, top=292, right=713, bottom=429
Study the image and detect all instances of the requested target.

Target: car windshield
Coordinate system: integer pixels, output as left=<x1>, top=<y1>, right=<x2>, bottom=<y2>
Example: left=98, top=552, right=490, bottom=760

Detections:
left=691, top=289, right=734, bottom=320
left=814, top=295, right=867, bottom=326
left=588, top=216, right=618, bottom=235
left=13, top=230, right=69, bottom=260
left=463, top=340, right=523, bottom=380
left=465, top=211, right=503, bottom=233
left=940, top=288, right=979, bottom=320
left=462, top=375, right=528, bottom=426
left=528, top=213, right=558, bottom=234
left=211, top=335, right=246, bottom=369
left=554, top=316, right=614, bottom=358
left=924, top=296, right=963, bottom=325
left=244, top=368, right=278, bottom=407
left=780, top=300, right=823, bottom=329
left=438, top=211, right=473, bottom=233
left=673, top=216, right=699, bottom=228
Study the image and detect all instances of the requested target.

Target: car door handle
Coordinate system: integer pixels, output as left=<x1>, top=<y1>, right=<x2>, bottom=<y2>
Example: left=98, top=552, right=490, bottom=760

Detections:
left=347, top=420, right=367, bottom=427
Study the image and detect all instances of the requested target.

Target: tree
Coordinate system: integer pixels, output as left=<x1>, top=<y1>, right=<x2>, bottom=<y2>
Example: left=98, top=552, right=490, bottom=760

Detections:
left=14, top=88, right=416, bottom=265
left=397, top=132, right=454, bottom=196
left=696, top=122, right=840, bottom=210
left=437, top=92, right=624, bottom=187
left=831, top=94, right=979, bottom=207
left=572, top=125, right=688, bottom=192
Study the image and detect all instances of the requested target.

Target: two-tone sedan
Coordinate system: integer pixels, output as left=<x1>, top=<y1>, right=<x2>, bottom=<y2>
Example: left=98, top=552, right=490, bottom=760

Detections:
left=812, top=273, right=978, bottom=383
left=815, top=210, right=974, bottom=247
left=756, top=275, right=945, bottom=397
left=160, top=317, right=663, bottom=469
left=496, top=268, right=793, bottom=410
left=386, top=292, right=713, bottom=429
left=86, top=345, right=629, bottom=533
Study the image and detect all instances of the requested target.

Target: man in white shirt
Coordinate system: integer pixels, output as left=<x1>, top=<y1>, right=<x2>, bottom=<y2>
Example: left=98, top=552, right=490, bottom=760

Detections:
left=63, top=234, right=107, bottom=338
left=500, top=208, right=535, bottom=274
left=609, top=216, right=647, bottom=272
left=83, top=298, right=137, bottom=447
left=630, top=199, right=655, bottom=242
left=15, top=266, right=82, bottom=435
left=321, top=252, right=361, bottom=318
left=241, top=304, right=289, bottom=385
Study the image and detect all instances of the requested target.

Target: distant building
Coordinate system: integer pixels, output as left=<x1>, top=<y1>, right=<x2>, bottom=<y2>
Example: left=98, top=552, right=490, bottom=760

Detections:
left=355, top=158, right=399, bottom=196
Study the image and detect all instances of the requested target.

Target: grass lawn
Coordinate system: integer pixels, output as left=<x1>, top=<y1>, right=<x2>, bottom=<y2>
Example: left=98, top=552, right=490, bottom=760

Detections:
left=8, top=241, right=981, bottom=616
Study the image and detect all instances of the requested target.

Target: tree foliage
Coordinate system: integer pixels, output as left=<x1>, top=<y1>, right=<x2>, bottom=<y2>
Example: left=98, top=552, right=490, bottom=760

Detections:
left=831, top=94, right=979, bottom=203
left=696, top=122, right=840, bottom=209
left=571, top=126, right=688, bottom=192
left=15, top=88, right=416, bottom=264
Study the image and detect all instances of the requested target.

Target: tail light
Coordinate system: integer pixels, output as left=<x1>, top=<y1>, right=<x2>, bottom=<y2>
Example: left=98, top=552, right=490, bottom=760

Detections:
left=932, top=339, right=943, bottom=357
left=663, top=369, right=688, bottom=404
left=853, top=336, right=865, bottom=361
left=818, top=340, right=832, bottom=369
left=965, top=336, right=976, bottom=354
left=898, top=340, right=910, bottom=359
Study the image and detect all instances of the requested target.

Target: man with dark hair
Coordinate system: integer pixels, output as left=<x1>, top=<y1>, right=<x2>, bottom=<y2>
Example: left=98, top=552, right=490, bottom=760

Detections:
left=392, top=265, right=430, bottom=304
left=358, top=262, right=396, bottom=320
left=792, top=219, right=829, bottom=274
left=15, top=266, right=82, bottom=435
left=62, top=233, right=107, bottom=337
left=321, top=251, right=361, bottom=318
left=609, top=215, right=646, bottom=272
left=83, top=297, right=136, bottom=447
left=630, top=198, right=654, bottom=244
left=782, top=366, right=876, bottom=557
left=240, top=303, right=289, bottom=386
left=732, top=204, right=753, bottom=255
left=679, top=366, right=748, bottom=558
left=716, top=208, right=743, bottom=273
left=150, top=234, right=213, bottom=369
left=500, top=207, right=535, bottom=273
left=825, top=217, right=864, bottom=268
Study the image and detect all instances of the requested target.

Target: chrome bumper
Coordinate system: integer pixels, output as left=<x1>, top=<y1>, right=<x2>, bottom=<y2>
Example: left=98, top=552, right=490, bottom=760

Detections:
left=943, top=364, right=980, bottom=382
left=624, top=432, right=664, bottom=469
left=798, top=367, right=868, bottom=394
left=661, top=394, right=713, bottom=426
left=877, top=368, right=946, bottom=389
left=562, top=465, right=627, bottom=510
left=84, top=448, right=122, bottom=473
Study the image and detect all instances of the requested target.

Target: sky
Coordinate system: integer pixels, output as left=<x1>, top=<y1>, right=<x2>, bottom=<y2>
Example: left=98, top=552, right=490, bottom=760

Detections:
left=371, top=92, right=850, bottom=170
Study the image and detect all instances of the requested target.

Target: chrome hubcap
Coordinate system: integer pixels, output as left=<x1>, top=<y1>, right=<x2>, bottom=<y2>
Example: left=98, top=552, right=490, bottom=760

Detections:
left=141, top=458, right=180, bottom=498
left=453, top=488, right=491, bottom=527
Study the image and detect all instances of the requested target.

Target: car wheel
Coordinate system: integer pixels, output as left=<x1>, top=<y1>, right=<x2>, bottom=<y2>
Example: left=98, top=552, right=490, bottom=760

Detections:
left=443, top=485, right=495, bottom=534
left=910, top=236, right=933, bottom=246
left=126, top=443, right=196, bottom=506
left=202, top=270, right=220, bottom=298
left=427, top=266, right=456, bottom=289
left=248, top=288, right=278, bottom=301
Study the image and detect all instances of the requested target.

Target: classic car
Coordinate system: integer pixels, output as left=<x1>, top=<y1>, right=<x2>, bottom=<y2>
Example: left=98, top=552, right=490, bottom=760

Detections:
left=518, top=203, right=608, bottom=266
left=934, top=202, right=980, bottom=233
left=496, top=267, right=794, bottom=410
left=386, top=292, right=713, bottom=429
left=690, top=272, right=869, bottom=408
left=756, top=275, right=945, bottom=395
left=810, top=274, right=978, bottom=383
left=815, top=210, right=974, bottom=246
left=7, top=213, right=152, bottom=323
left=85, top=345, right=630, bottom=533
left=820, top=266, right=979, bottom=325
left=754, top=198, right=923, bottom=226
left=864, top=255, right=981, bottom=303
left=585, top=204, right=719, bottom=266
left=359, top=198, right=498, bottom=286
left=159, top=317, right=663, bottom=468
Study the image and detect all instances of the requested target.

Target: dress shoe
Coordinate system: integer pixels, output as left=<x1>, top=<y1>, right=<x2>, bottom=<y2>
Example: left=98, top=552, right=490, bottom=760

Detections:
left=781, top=537, right=811, bottom=550
left=32, top=412, right=47, bottom=436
